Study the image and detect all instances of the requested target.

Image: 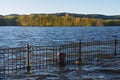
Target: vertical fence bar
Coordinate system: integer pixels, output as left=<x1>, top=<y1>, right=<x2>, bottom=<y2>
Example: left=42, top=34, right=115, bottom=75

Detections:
left=26, top=43, right=31, bottom=73
left=65, top=45, right=67, bottom=63
left=16, top=50, right=17, bottom=71
left=114, top=38, right=117, bottom=56
left=20, top=49, right=21, bottom=71
left=42, top=47, right=44, bottom=69
left=78, top=41, right=82, bottom=61
left=12, top=49, right=13, bottom=72
left=39, top=47, right=41, bottom=69
left=23, top=49, right=26, bottom=72
left=55, top=46, right=58, bottom=66
left=36, top=47, right=38, bottom=69
left=3, top=50, right=5, bottom=78
left=45, top=47, right=47, bottom=68
left=68, top=44, right=70, bottom=63
left=67, top=44, right=69, bottom=63
left=52, top=47, right=54, bottom=66
left=8, top=50, right=9, bottom=74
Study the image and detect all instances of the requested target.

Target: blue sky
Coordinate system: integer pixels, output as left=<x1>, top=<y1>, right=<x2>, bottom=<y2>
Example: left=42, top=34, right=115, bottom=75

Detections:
left=0, top=0, right=120, bottom=15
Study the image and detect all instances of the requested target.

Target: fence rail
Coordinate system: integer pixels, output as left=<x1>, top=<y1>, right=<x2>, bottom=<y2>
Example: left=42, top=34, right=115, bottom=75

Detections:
left=0, top=39, right=120, bottom=79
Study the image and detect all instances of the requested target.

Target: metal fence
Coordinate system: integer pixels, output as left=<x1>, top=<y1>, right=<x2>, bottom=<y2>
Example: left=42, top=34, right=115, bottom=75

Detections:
left=0, top=39, right=120, bottom=79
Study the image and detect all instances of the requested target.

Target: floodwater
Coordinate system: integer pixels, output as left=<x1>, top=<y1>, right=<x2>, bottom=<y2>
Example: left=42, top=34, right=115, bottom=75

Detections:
left=0, top=26, right=120, bottom=80
left=3, top=56, right=120, bottom=80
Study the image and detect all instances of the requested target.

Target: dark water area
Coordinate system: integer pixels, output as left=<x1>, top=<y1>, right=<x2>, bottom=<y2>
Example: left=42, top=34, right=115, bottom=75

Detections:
left=0, top=26, right=120, bottom=48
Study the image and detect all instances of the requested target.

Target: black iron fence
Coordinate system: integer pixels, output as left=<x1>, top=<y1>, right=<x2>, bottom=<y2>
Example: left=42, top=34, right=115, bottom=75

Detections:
left=0, top=39, right=120, bottom=79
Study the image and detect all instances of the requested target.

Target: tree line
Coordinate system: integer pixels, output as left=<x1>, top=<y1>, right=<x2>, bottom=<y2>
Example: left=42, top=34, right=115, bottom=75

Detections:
left=0, top=13, right=120, bottom=26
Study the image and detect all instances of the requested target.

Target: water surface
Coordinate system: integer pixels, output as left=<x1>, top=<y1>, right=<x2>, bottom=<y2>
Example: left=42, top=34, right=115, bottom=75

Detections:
left=0, top=26, right=120, bottom=48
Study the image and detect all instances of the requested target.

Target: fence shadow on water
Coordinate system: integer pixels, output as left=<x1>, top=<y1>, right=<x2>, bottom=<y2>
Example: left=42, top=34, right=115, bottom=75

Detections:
left=0, top=39, right=120, bottom=79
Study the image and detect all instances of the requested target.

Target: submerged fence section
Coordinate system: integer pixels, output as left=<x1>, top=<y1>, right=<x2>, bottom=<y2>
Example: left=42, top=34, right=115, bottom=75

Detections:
left=0, top=39, right=120, bottom=79
left=30, top=43, right=81, bottom=70
left=0, top=47, right=27, bottom=79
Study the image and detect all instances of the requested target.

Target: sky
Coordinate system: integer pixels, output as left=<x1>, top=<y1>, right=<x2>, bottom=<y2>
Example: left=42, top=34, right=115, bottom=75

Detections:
left=0, top=0, right=120, bottom=15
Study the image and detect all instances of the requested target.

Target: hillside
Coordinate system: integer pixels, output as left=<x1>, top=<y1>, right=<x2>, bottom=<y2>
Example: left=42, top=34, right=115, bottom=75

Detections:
left=0, top=13, right=120, bottom=26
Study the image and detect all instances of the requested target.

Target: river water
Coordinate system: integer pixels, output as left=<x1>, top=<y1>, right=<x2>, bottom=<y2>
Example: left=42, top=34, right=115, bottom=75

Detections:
left=0, top=26, right=120, bottom=48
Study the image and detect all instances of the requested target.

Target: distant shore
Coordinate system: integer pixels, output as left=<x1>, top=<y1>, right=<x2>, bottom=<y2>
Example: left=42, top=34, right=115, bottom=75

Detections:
left=0, top=13, right=120, bottom=26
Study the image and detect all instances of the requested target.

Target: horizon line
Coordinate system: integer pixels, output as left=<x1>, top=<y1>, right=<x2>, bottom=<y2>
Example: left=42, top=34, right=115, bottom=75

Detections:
left=1, top=12, right=120, bottom=16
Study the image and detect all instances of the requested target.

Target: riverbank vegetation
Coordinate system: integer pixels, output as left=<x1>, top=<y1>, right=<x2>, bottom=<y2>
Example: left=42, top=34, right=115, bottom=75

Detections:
left=0, top=13, right=120, bottom=26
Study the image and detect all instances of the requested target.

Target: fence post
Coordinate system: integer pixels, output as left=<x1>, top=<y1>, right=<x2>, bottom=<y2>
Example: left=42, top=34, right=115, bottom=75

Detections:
left=26, top=43, right=31, bottom=73
left=79, top=41, right=82, bottom=61
left=75, top=41, right=82, bottom=65
left=57, top=46, right=65, bottom=67
left=114, top=38, right=117, bottom=56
